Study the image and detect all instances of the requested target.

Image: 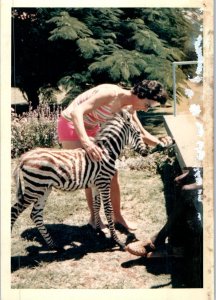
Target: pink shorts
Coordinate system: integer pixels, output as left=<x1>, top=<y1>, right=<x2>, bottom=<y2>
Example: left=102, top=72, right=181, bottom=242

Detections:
left=57, top=116, right=100, bottom=142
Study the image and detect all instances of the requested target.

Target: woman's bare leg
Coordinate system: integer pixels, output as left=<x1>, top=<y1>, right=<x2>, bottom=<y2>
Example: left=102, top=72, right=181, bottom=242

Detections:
left=111, top=172, right=137, bottom=230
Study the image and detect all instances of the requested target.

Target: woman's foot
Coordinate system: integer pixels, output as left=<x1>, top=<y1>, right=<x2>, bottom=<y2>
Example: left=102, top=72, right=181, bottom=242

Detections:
left=114, top=216, right=137, bottom=231
left=88, top=216, right=108, bottom=232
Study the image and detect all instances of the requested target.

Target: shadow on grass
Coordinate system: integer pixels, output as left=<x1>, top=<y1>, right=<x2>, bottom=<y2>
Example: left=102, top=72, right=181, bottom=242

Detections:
left=11, top=223, right=137, bottom=273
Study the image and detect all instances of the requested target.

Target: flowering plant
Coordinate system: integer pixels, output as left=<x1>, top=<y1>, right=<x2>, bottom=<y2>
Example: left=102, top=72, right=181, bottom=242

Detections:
left=11, top=103, right=61, bottom=158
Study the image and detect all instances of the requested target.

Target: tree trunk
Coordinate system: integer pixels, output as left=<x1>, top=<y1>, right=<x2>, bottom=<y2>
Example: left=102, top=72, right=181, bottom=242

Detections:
left=24, top=86, right=40, bottom=109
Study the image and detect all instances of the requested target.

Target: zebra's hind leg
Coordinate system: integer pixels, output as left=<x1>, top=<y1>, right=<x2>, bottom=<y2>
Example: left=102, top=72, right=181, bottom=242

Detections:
left=11, top=170, right=32, bottom=230
left=11, top=199, right=32, bottom=230
left=30, top=187, right=58, bottom=250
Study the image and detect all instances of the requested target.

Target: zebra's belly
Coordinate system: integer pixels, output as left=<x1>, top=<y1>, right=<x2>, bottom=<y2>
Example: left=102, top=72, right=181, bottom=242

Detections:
left=55, top=172, right=112, bottom=191
left=57, top=180, right=88, bottom=191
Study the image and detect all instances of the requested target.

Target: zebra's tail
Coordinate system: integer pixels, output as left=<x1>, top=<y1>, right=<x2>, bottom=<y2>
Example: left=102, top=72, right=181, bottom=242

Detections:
left=13, top=161, right=24, bottom=201
left=13, top=162, right=19, bottom=182
left=13, top=161, right=22, bottom=187
left=11, top=162, right=25, bottom=230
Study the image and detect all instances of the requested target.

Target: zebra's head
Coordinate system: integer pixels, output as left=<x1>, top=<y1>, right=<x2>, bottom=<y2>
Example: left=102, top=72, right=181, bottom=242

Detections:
left=118, top=110, right=149, bottom=157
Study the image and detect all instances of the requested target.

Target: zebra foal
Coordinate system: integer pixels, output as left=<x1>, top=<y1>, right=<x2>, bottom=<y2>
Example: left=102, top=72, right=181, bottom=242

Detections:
left=11, top=110, right=148, bottom=250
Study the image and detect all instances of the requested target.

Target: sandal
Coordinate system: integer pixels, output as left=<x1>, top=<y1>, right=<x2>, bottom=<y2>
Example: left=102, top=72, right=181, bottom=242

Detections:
left=114, top=222, right=137, bottom=233
left=125, top=240, right=156, bottom=257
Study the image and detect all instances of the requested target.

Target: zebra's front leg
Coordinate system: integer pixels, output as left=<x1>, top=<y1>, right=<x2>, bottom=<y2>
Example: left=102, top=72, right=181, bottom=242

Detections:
left=96, top=182, right=125, bottom=250
left=30, top=188, right=57, bottom=250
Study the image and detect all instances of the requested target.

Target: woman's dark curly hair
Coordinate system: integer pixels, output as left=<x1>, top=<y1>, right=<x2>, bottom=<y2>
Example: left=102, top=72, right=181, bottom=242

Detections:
left=132, top=80, right=168, bottom=105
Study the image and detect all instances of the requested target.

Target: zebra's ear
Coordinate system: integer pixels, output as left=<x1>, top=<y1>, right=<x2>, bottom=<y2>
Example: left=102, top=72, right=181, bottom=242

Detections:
left=120, top=109, right=132, bottom=123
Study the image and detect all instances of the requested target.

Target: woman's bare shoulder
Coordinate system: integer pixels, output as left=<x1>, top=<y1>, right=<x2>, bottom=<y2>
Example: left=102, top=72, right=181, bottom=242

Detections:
left=94, top=83, right=123, bottom=97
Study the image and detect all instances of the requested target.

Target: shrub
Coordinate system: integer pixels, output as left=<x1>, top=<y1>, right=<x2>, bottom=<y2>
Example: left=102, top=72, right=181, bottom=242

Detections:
left=117, top=146, right=176, bottom=175
left=11, top=104, right=61, bottom=158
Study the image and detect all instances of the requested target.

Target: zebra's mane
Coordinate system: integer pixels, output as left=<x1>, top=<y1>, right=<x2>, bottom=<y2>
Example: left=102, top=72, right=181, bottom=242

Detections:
left=95, top=109, right=131, bottom=143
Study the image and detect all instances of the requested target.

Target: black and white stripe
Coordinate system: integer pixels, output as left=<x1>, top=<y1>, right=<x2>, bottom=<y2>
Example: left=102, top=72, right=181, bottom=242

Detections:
left=11, top=110, right=148, bottom=250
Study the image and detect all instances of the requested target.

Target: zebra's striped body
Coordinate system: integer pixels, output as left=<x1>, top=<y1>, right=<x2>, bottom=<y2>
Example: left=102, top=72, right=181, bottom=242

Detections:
left=11, top=110, right=148, bottom=250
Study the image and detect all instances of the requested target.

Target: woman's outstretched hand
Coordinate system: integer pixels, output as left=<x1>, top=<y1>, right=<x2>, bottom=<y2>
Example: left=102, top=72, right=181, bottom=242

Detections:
left=158, top=136, right=174, bottom=147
